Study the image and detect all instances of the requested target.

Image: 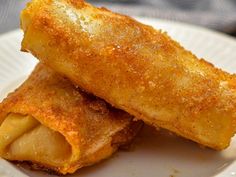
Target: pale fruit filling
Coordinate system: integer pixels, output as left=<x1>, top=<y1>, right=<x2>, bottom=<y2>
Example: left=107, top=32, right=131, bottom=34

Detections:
left=0, top=113, right=72, bottom=166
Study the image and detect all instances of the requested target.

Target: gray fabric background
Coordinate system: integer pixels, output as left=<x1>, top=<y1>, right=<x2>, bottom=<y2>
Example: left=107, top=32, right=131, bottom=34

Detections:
left=0, top=0, right=236, bottom=36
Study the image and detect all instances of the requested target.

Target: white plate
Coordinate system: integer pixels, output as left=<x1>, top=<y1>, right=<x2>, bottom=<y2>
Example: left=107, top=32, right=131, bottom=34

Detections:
left=0, top=17, right=236, bottom=177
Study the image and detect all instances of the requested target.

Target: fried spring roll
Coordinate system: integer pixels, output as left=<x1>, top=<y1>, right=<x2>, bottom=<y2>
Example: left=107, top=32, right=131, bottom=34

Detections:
left=21, top=0, right=236, bottom=150
left=0, top=64, right=142, bottom=174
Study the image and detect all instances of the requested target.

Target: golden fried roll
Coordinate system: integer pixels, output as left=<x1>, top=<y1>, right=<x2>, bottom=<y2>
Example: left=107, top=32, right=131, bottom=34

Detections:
left=21, top=0, right=236, bottom=150
left=0, top=64, right=142, bottom=174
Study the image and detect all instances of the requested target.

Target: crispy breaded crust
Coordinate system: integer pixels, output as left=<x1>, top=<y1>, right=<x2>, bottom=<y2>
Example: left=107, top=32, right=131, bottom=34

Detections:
left=21, top=0, right=236, bottom=150
left=0, top=64, right=142, bottom=174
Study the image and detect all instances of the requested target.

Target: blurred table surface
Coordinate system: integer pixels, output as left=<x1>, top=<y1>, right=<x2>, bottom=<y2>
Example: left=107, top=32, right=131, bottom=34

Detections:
left=0, top=0, right=235, bottom=37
